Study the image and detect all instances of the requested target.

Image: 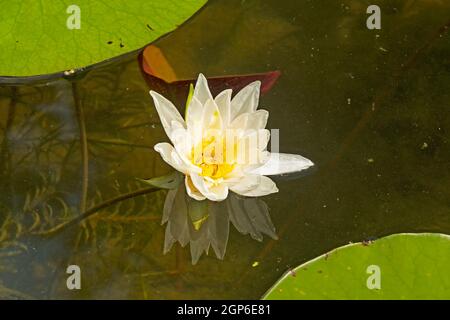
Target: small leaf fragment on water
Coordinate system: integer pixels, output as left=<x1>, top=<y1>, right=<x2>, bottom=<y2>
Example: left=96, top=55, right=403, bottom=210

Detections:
left=137, top=171, right=183, bottom=189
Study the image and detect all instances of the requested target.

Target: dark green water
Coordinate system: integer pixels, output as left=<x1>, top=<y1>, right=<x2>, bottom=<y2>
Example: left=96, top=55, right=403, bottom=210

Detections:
left=0, top=0, right=449, bottom=299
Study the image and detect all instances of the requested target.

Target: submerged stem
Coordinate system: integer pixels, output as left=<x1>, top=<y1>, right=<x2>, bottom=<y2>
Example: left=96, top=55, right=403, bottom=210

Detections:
left=0, top=87, right=17, bottom=196
left=35, top=186, right=160, bottom=237
left=72, top=81, right=89, bottom=213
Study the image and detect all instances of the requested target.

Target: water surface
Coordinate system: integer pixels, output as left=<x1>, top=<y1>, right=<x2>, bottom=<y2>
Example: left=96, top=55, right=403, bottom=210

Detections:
left=0, top=0, right=449, bottom=299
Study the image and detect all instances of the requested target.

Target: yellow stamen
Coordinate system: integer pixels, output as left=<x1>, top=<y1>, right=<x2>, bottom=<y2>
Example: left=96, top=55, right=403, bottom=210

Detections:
left=191, top=134, right=237, bottom=180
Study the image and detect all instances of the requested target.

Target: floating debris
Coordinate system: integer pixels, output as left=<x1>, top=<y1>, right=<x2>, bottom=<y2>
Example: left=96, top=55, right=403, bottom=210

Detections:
left=289, top=268, right=297, bottom=277
left=63, top=69, right=75, bottom=76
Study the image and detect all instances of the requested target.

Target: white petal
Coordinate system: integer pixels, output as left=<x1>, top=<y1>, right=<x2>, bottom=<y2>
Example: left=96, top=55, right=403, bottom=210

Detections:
left=240, top=150, right=271, bottom=173
left=170, top=121, right=189, bottom=152
left=154, top=142, right=200, bottom=174
left=229, top=113, right=249, bottom=131
left=228, top=174, right=260, bottom=194
left=208, top=184, right=229, bottom=202
left=230, top=175, right=278, bottom=197
left=230, top=81, right=260, bottom=120
left=166, top=123, right=198, bottom=167
left=186, top=96, right=203, bottom=130
left=238, top=129, right=271, bottom=162
left=246, top=109, right=269, bottom=130
left=240, top=129, right=270, bottom=152
left=202, top=99, right=222, bottom=131
left=253, top=129, right=271, bottom=152
left=193, top=73, right=213, bottom=105
left=229, top=112, right=268, bottom=139
left=185, top=176, right=206, bottom=201
left=149, top=91, right=185, bottom=139
left=190, top=174, right=229, bottom=201
left=250, top=152, right=314, bottom=176
left=215, top=89, right=232, bottom=127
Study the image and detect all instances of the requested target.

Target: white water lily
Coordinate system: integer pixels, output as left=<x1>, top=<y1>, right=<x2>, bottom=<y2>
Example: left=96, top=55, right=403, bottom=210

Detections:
left=149, top=74, right=313, bottom=202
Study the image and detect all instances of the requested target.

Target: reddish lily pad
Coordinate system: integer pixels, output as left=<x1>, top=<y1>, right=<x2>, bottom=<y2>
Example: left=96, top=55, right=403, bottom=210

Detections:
left=139, top=45, right=280, bottom=106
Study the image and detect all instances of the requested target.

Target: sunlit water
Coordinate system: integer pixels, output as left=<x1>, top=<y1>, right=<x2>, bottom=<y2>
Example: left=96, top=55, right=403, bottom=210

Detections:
left=0, top=0, right=449, bottom=299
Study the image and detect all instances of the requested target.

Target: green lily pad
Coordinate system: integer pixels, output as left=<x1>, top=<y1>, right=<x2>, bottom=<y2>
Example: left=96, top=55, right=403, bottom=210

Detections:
left=0, top=0, right=206, bottom=76
left=263, top=233, right=450, bottom=300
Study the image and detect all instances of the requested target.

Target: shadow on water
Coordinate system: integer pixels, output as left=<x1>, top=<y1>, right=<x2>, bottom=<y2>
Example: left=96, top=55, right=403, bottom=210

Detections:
left=0, top=0, right=450, bottom=298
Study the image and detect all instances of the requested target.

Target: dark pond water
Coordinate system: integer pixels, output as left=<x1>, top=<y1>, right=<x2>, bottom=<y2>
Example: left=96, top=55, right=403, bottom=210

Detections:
left=0, top=0, right=449, bottom=299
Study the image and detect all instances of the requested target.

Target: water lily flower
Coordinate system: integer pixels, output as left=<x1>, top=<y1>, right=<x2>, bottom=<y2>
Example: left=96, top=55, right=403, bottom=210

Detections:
left=149, top=74, right=313, bottom=202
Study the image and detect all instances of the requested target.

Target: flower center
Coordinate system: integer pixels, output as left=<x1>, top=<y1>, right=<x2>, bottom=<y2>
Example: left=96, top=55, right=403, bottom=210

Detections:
left=191, top=134, right=237, bottom=180
left=200, top=162, right=235, bottom=180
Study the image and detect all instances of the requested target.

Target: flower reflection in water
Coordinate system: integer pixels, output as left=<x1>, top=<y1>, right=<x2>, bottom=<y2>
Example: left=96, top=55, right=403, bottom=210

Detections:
left=162, top=180, right=277, bottom=264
